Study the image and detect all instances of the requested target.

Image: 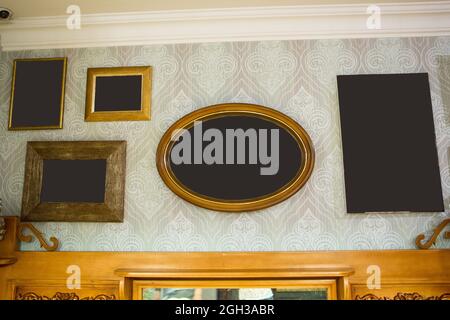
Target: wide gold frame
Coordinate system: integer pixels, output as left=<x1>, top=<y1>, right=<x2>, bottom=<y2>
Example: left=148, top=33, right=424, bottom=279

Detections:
left=156, top=103, right=315, bottom=212
left=85, top=66, right=152, bottom=122
left=8, top=57, right=67, bottom=130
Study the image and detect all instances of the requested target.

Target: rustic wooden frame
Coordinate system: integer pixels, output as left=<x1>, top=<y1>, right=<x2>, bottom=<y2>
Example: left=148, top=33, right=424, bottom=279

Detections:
left=8, top=57, right=67, bottom=130
left=21, top=141, right=126, bottom=222
left=156, top=103, right=315, bottom=212
left=85, top=66, right=152, bottom=122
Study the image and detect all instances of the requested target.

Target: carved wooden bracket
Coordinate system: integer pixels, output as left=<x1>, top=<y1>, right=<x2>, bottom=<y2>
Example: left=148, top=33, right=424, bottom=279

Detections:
left=415, top=218, right=450, bottom=250
left=0, top=199, right=5, bottom=241
left=17, top=223, right=59, bottom=251
left=0, top=217, right=5, bottom=241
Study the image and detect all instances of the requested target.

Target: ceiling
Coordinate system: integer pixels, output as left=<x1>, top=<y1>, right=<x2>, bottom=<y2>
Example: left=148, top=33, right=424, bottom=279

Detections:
left=0, top=0, right=438, bottom=18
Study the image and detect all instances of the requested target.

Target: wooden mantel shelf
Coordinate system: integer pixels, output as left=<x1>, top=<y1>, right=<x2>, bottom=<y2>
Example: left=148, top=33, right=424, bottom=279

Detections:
left=0, top=257, right=17, bottom=267
left=116, top=265, right=354, bottom=279
left=2, top=250, right=450, bottom=300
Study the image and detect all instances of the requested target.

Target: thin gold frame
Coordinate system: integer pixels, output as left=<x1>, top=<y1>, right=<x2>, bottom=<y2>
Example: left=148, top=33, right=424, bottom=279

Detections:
left=8, top=57, right=67, bottom=130
left=156, top=103, right=315, bottom=212
left=85, top=66, right=152, bottom=122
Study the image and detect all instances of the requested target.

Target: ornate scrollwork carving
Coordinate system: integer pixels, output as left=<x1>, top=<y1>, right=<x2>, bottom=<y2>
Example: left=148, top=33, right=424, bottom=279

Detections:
left=17, top=223, right=59, bottom=251
left=415, top=218, right=450, bottom=249
left=16, top=292, right=116, bottom=300
left=355, top=292, right=450, bottom=300
left=0, top=218, right=5, bottom=242
left=0, top=199, right=5, bottom=241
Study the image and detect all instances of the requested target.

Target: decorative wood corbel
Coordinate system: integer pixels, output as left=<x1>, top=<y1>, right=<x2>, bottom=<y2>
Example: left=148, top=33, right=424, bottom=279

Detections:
left=0, top=217, right=5, bottom=242
left=17, top=223, right=59, bottom=252
left=0, top=199, right=5, bottom=241
left=415, top=218, right=450, bottom=250
left=0, top=216, right=18, bottom=266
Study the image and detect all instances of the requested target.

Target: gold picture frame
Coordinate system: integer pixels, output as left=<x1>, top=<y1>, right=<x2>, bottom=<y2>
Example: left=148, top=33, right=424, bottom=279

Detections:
left=156, top=103, right=315, bottom=212
left=8, top=57, right=67, bottom=130
left=85, top=66, right=152, bottom=122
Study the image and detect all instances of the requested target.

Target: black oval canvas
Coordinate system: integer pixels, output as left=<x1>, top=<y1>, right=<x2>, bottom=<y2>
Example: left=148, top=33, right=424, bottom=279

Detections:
left=156, top=104, right=315, bottom=212
left=169, top=116, right=302, bottom=201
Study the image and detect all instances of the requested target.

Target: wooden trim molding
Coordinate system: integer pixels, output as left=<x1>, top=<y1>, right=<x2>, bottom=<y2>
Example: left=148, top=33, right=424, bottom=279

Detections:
left=15, top=292, right=116, bottom=300
left=1, top=2, right=450, bottom=51
left=8, top=279, right=120, bottom=301
left=116, top=266, right=353, bottom=279
left=1, top=217, right=450, bottom=300
left=121, top=266, right=351, bottom=300
left=1, top=250, right=449, bottom=300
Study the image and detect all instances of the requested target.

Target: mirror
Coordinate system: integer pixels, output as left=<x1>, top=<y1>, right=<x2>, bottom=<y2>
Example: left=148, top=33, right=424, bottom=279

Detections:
left=141, top=288, right=329, bottom=300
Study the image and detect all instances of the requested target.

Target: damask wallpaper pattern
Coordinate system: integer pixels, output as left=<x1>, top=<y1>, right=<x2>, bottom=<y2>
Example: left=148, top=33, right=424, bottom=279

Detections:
left=0, top=37, right=449, bottom=251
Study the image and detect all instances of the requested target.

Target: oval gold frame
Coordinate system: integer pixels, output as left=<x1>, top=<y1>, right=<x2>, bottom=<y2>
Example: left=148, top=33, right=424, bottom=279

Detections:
left=156, top=103, right=315, bottom=212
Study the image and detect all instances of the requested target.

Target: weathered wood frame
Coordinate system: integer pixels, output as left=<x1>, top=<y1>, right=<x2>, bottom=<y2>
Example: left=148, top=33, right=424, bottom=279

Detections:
left=21, top=141, right=126, bottom=222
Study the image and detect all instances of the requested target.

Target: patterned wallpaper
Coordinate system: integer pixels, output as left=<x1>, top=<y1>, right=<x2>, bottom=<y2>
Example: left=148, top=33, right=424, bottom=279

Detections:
left=0, top=37, right=449, bottom=251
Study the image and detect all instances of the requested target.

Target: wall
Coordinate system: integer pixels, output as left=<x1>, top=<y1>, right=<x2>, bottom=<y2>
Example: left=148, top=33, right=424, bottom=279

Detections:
left=0, top=37, right=449, bottom=251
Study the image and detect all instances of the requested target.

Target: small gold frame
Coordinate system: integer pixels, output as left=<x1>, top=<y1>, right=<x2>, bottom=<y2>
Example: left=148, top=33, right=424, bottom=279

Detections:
left=8, top=57, right=67, bottom=130
left=85, top=66, right=152, bottom=122
left=156, top=103, right=315, bottom=212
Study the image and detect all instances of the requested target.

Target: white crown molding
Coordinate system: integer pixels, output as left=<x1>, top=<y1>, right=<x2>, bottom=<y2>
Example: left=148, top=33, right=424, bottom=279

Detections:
left=1, top=1, right=450, bottom=51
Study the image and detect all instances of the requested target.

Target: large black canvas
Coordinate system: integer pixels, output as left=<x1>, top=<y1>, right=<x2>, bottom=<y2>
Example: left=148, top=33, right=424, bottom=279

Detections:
left=337, top=73, right=444, bottom=213
left=40, top=159, right=107, bottom=203
left=9, top=58, right=66, bottom=129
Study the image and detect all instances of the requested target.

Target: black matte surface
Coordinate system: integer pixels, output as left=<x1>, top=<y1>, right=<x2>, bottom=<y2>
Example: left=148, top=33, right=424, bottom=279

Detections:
left=40, top=159, right=107, bottom=203
left=11, top=59, right=65, bottom=127
left=337, top=73, right=444, bottom=213
left=169, top=116, right=302, bottom=201
left=94, top=75, right=142, bottom=111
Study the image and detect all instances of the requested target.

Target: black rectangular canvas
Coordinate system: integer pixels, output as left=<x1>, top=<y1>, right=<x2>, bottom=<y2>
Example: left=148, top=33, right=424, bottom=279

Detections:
left=9, top=58, right=66, bottom=129
left=337, top=73, right=444, bottom=213
left=40, top=159, right=107, bottom=203
left=94, top=75, right=142, bottom=111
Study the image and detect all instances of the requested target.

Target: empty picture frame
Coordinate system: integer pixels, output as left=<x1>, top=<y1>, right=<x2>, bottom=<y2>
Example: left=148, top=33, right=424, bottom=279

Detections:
left=85, top=66, right=152, bottom=122
left=8, top=57, right=67, bottom=130
left=21, top=141, right=127, bottom=222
